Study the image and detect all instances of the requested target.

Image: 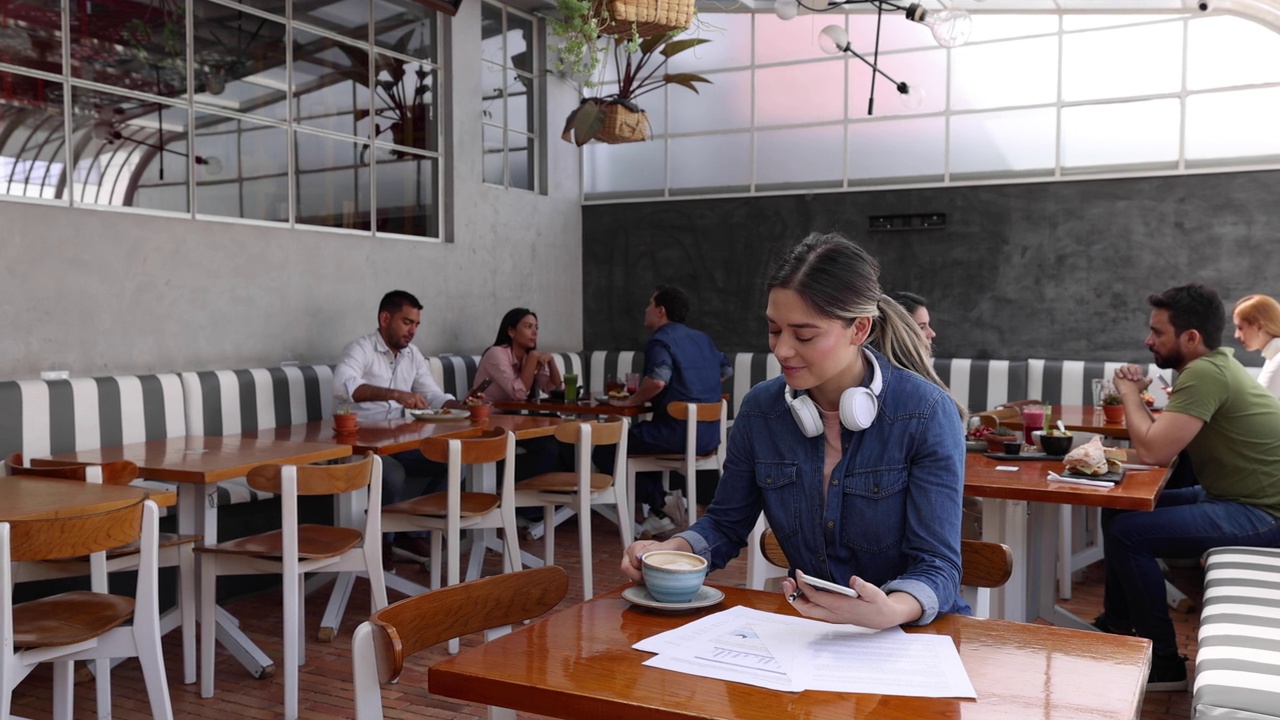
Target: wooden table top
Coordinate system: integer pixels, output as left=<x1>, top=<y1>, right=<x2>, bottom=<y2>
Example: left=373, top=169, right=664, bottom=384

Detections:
left=263, top=415, right=566, bottom=456
left=0, top=475, right=177, bottom=521
left=43, top=436, right=353, bottom=484
left=964, top=452, right=1167, bottom=511
left=429, top=584, right=1151, bottom=720
left=999, top=404, right=1141, bottom=439
left=492, top=399, right=651, bottom=417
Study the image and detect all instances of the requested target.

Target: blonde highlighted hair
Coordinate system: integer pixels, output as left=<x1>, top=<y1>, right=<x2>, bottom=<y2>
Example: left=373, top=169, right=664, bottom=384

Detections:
left=1234, top=294, right=1280, bottom=339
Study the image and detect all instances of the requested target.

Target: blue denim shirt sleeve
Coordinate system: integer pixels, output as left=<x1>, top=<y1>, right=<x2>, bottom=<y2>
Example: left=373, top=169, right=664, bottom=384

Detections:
left=644, top=337, right=674, bottom=384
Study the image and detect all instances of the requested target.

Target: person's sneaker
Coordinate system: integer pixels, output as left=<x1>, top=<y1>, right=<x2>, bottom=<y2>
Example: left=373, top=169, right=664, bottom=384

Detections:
left=392, top=534, right=432, bottom=561
left=1147, top=652, right=1188, bottom=692
left=641, top=512, right=676, bottom=538
left=1091, top=613, right=1135, bottom=636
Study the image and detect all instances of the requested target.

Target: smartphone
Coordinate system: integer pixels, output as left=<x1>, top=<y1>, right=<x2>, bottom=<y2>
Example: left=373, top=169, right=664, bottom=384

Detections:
left=471, top=377, right=495, bottom=395
left=795, top=570, right=860, bottom=599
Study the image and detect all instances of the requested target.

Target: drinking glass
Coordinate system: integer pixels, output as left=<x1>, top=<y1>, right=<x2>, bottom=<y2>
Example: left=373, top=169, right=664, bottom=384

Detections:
left=605, top=374, right=625, bottom=395
left=1091, top=378, right=1106, bottom=408
left=564, top=373, right=579, bottom=403
left=1021, top=404, right=1045, bottom=446
left=625, top=372, right=640, bottom=395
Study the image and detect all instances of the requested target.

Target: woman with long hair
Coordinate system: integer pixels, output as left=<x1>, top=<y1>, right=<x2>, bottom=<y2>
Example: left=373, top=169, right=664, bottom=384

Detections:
left=472, top=307, right=563, bottom=402
left=621, top=232, right=968, bottom=628
left=1232, top=294, right=1280, bottom=399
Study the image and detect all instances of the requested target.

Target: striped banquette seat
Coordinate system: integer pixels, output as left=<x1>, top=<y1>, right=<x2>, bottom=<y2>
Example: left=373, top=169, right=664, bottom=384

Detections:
left=1195, top=546, right=1280, bottom=719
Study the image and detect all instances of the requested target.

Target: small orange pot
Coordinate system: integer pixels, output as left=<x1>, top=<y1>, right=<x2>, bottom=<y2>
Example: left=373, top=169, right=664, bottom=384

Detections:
left=468, top=404, right=491, bottom=421
left=1102, top=404, right=1125, bottom=423
left=333, top=413, right=358, bottom=433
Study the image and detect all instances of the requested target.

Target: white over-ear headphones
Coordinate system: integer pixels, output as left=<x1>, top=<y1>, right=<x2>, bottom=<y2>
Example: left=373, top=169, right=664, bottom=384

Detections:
left=787, top=348, right=883, bottom=438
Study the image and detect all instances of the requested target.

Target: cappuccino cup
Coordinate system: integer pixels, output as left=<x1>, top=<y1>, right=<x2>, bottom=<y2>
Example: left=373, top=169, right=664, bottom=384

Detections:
left=641, top=550, right=708, bottom=603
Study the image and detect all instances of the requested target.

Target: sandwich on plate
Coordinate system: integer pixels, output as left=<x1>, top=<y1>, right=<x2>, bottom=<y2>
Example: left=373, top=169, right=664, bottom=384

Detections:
left=1063, top=437, right=1125, bottom=476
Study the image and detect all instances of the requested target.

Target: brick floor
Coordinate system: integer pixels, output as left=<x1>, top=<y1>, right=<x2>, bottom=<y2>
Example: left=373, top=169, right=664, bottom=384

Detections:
left=10, top=513, right=1201, bottom=719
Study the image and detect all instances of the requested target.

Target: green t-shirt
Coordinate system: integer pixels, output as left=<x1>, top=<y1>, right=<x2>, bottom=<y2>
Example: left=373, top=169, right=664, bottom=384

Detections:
left=1166, top=347, right=1280, bottom=517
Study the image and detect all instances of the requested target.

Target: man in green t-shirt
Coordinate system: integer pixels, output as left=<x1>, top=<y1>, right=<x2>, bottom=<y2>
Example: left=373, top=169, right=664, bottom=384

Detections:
left=1096, top=283, right=1280, bottom=692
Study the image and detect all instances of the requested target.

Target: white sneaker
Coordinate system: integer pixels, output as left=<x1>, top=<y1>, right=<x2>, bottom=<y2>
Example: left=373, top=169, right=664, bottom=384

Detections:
left=641, top=513, right=676, bottom=537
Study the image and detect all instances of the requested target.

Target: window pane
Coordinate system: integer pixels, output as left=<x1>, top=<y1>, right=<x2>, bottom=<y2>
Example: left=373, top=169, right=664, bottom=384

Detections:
left=70, top=0, right=188, bottom=98
left=1186, top=87, right=1280, bottom=163
left=950, top=37, right=1058, bottom=110
left=295, top=0, right=370, bottom=39
left=372, top=55, right=437, bottom=153
left=376, top=152, right=437, bottom=237
left=667, top=70, right=751, bottom=134
left=229, top=0, right=286, bottom=17
left=0, top=71, right=66, bottom=201
left=482, top=123, right=504, bottom=185
left=1062, top=22, right=1182, bottom=102
left=1187, top=15, right=1280, bottom=90
left=848, top=12, right=938, bottom=52
left=0, top=0, right=61, bottom=75
left=584, top=140, right=665, bottom=196
left=754, top=15, right=842, bottom=66
left=193, top=113, right=289, bottom=222
left=1063, top=15, right=1180, bottom=31
left=509, top=132, right=534, bottom=191
left=71, top=87, right=190, bottom=210
left=669, top=132, right=750, bottom=193
left=964, top=14, right=1059, bottom=43
left=1061, top=99, right=1179, bottom=170
left=296, top=131, right=366, bottom=230
left=191, top=2, right=288, bottom=119
left=756, top=60, right=844, bottom=127
left=848, top=116, right=945, bottom=183
left=667, top=15, right=751, bottom=72
left=756, top=124, right=844, bottom=188
left=949, top=107, right=1056, bottom=177
left=374, top=0, right=437, bottom=62
left=481, top=60, right=506, bottom=125
left=848, top=47, right=946, bottom=118
left=294, top=29, right=368, bottom=138
left=506, top=69, right=533, bottom=135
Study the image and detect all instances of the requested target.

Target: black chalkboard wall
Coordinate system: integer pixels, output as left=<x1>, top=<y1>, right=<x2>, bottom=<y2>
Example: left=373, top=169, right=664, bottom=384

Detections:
left=582, top=169, right=1280, bottom=364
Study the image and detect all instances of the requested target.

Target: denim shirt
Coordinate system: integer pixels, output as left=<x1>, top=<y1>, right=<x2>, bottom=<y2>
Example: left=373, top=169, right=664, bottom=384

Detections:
left=676, top=348, right=969, bottom=624
left=638, top=322, right=731, bottom=455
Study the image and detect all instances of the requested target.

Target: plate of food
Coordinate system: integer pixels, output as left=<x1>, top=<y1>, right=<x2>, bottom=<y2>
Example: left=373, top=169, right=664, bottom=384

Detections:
left=406, top=407, right=471, bottom=422
left=1062, top=437, right=1127, bottom=482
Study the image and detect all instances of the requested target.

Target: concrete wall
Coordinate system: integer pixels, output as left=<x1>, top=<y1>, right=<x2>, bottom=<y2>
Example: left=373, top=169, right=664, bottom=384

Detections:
left=0, top=2, right=585, bottom=379
left=582, top=170, right=1280, bottom=362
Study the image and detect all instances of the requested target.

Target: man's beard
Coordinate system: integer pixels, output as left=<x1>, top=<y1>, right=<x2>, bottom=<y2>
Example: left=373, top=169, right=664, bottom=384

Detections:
left=1151, top=346, right=1184, bottom=370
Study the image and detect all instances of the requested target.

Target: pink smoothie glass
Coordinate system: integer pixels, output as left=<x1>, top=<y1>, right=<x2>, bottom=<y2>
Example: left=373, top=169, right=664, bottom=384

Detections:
left=1021, top=405, right=1046, bottom=446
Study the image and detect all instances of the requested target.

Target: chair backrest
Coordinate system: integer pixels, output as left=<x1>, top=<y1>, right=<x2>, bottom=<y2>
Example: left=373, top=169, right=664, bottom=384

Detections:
left=759, top=529, right=1012, bottom=590
left=553, top=417, right=626, bottom=446
left=995, top=399, right=1043, bottom=410
left=418, top=427, right=508, bottom=465
left=5, top=452, right=139, bottom=485
left=973, top=407, right=1021, bottom=430
left=667, top=401, right=725, bottom=423
left=366, top=565, right=568, bottom=684
left=2, top=499, right=145, bottom=562
left=246, top=452, right=376, bottom=496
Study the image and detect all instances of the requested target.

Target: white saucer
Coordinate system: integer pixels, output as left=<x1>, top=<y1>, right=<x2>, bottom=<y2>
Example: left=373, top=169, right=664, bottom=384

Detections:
left=622, top=585, right=724, bottom=611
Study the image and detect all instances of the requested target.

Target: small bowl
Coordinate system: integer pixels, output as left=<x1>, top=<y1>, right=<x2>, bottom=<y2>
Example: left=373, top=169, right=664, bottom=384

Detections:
left=467, top=403, right=491, bottom=421
left=1002, top=440, right=1022, bottom=455
left=985, top=435, right=1018, bottom=453
left=641, top=550, right=709, bottom=604
left=1040, top=433, right=1074, bottom=457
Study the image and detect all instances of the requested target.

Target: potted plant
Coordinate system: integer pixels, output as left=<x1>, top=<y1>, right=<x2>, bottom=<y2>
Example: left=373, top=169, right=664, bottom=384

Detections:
left=561, top=33, right=712, bottom=146
left=1101, top=392, right=1125, bottom=423
left=548, top=0, right=697, bottom=84
left=334, top=31, right=435, bottom=157
left=333, top=405, right=359, bottom=433
left=466, top=397, right=492, bottom=421
left=984, top=423, right=1019, bottom=454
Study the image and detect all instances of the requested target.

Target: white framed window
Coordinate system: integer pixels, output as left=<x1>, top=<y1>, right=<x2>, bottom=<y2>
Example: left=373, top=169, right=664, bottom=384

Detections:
left=481, top=0, right=540, bottom=192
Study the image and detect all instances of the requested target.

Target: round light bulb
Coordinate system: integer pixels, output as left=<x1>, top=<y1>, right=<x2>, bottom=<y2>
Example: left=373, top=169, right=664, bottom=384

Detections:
left=818, top=25, right=849, bottom=55
left=928, top=10, right=972, bottom=48
left=774, top=0, right=798, bottom=21
left=898, top=83, right=925, bottom=110
left=198, top=156, right=223, bottom=176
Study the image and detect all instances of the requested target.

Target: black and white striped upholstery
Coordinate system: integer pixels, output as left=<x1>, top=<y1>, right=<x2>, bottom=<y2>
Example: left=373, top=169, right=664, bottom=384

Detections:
left=180, top=366, right=334, bottom=507
left=431, top=353, right=584, bottom=399
left=0, top=374, right=187, bottom=506
left=1028, top=359, right=1172, bottom=408
left=931, top=359, right=1028, bottom=413
left=1195, top=546, right=1280, bottom=719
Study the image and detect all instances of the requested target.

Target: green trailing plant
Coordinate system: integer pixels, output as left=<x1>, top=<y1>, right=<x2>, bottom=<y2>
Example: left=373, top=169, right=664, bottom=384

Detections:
left=548, top=0, right=610, bottom=86
left=561, top=33, right=712, bottom=146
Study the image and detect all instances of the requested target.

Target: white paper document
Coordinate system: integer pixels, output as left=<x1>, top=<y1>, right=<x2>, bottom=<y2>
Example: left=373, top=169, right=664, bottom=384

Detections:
left=635, top=606, right=975, bottom=699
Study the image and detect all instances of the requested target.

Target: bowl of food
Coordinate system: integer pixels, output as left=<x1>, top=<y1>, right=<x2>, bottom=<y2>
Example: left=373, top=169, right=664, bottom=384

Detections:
left=985, top=432, right=1019, bottom=453
left=1039, top=432, right=1074, bottom=457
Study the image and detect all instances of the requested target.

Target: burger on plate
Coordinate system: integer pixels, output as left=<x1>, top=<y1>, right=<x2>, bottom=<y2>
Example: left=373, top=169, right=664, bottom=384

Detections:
left=1063, top=437, right=1123, bottom=476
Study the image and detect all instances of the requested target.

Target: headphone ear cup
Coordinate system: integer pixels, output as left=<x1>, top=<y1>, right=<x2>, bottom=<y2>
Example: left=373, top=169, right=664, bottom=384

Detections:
left=787, top=391, right=823, bottom=438
left=839, top=387, right=879, bottom=432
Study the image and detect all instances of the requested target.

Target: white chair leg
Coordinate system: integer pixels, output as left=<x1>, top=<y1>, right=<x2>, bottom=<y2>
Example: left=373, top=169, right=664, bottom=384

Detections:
left=179, top=543, right=196, bottom=685
left=135, top=596, right=175, bottom=720
left=52, top=660, right=74, bottom=720
left=199, top=555, right=217, bottom=699
left=543, top=503, right=556, bottom=567
left=283, top=568, right=299, bottom=720
left=93, top=658, right=110, bottom=720
left=579, top=493, right=593, bottom=599
left=501, top=503, right=521, bottom=574
left=297, top=574, right=307, bottom=666
left=429, top=531, right=443, bottom=591
left=365, top=542, right=388, bottom=611
left=1058, top=504, right=1072, bottom=600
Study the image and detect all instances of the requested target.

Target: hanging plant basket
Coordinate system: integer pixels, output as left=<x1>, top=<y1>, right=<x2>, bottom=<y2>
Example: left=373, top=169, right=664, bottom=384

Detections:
left=596, top=103, right=650, bottom=144
left=594, top=0, right=694, bottom=39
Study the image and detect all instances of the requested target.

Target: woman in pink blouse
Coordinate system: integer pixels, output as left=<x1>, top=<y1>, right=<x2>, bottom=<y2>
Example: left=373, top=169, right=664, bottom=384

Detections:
left=473, top=307, right=563, bottom=402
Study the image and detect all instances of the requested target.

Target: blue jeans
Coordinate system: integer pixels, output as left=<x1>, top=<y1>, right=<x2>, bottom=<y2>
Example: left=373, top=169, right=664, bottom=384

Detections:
left=1101, top=486, right=1280, bottom=655
left=382, top=450, right=446, bottom=542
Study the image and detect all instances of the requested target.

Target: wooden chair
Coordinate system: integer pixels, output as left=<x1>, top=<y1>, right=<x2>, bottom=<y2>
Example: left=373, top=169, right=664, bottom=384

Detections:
left=381, top=427, right=521, bottom=594
left=759, top=528, right=1013, bottom=618
left=196, top=452, right=387, bottom=720
left=4, top=453, right=198, bottom=686
left=625, top=400, right=727, bottom=529
left=973, top=406, right=1021, bottom=430
left=351, top=565, right=569, bottom=720
left=514, top=417, right=632, bottom=599
left=995, top=399, right=1044, bottom=410
left=1, top=499, right=173, bottom=720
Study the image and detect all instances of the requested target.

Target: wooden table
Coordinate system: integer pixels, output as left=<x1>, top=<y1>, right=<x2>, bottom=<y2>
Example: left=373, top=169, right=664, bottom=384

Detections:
left=1000, top=404, right=1140, bottom=439
left=429, top=584, right=1152, bottom=720
left=492, top=398, right=651, bottom=417
left=964, top=452, right=1168, bottom=628
left=43, top=436, right=353, bottom=679
left=0, top=475, right=176, bottom=521
left=263, top=414, right=564, bottom=456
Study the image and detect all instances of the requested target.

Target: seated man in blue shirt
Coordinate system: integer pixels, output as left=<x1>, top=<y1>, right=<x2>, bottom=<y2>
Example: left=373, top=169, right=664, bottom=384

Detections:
left=598, top=285, right=732, bottom=536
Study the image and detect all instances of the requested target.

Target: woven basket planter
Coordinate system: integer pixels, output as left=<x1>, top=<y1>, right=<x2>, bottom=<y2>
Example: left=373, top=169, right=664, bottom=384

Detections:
left=595, top=0, right=694, bottom=39
left=596, top=103, right=650, bottom=144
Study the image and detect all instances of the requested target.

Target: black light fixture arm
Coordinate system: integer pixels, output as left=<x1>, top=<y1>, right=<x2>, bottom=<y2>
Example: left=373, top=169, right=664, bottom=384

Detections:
left=793, top=0, right=910, bottom=14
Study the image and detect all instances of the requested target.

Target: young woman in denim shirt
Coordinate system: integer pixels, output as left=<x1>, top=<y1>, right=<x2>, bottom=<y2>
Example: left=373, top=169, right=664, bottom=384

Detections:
left=621, top=233, right=969, bottom=628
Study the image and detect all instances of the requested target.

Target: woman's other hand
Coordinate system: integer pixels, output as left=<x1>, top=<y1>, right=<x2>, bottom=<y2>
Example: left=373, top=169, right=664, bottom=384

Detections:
left=781, top=574, right=920, bottom=630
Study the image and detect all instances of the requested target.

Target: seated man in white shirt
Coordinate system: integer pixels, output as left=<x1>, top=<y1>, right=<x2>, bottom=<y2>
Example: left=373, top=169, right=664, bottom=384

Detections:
left=333, top=289, right=476, bottom=571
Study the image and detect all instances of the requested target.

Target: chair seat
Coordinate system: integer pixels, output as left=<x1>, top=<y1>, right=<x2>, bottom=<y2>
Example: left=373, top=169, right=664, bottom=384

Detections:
left=629, top=452, right=718, bottom=462
left=106, top=532, right=201, bottom=557
left=518, top=471, right=614, bottom=493
left=384, top=492, right=501, bottom=518
left=197, top=526, right=364, bottom=559
left=12, top=591, right=135, bottom=648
